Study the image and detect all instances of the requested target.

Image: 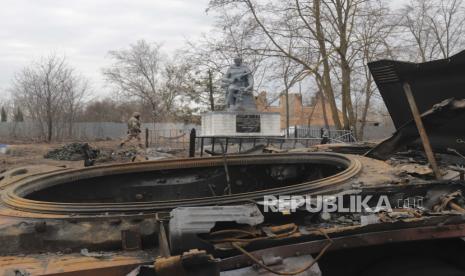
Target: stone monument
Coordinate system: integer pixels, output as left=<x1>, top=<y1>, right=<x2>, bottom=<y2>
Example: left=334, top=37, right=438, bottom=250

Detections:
left=201, top=57, right=281, bottom=137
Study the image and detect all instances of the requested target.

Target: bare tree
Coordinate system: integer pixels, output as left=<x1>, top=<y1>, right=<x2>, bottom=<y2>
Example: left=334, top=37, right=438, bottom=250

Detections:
left=79, top=98, right=159, bottom=123
left=353, top=0, right=394, bottom=139
left=0, top=107, right=6, bottom=122
left=184, top=37, right=229, bottom=110
left=208, top=0, right=402, bottom=134
left=208, top=0, right=361, bottom=129
left=13, top=107, right=24, bottom=122
left=11, top=54, right=88, bottom=142
left=163, top=59, right=198, bottom=114
left=400, top=0, right=465, bottom=62
left=103, top=40, right=167, bottom=123
left=184, top=7, right=274, bottom=111
left=401, top=0, right=439, bottom=61
left=432, top=0, right=465, bottom=58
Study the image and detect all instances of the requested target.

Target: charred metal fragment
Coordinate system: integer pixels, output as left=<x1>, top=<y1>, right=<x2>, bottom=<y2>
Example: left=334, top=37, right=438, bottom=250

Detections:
left=368, top=50, right=465, bottom=156
left=154, top=249, right=220, bottom=276
left=122, top=228, right=142, bottom=250
left=169, top=205, right=264, bottom=254
left=221, top=255, right=322, bottom=276
left=366, top=98, right=465, bottom=160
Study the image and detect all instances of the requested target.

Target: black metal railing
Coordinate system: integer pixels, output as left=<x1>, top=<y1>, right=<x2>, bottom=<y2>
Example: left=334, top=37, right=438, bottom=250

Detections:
left=194, top=136, right=329, bottom=157
left=147, top=129, right=190, bottom=151
left=145, top=127, right=356, bottom=157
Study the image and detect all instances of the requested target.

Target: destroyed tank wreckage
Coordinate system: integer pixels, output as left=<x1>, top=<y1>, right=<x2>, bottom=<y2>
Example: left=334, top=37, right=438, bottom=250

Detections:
left=4, top=52, right=465, bottom=275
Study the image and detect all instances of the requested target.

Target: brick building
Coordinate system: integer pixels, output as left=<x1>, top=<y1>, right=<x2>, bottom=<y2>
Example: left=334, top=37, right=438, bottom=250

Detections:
left=255, top=91, right=343, bottom=129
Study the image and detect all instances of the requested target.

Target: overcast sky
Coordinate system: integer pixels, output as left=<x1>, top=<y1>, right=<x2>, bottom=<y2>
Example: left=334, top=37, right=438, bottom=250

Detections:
left=0, top=0, right=214, bottom=99
left=0, top=0, right=405, bottom=101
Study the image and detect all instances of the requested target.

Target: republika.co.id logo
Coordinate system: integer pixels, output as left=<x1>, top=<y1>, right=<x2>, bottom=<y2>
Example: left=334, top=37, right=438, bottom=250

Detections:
left=262, top=191, right=395, bottom=213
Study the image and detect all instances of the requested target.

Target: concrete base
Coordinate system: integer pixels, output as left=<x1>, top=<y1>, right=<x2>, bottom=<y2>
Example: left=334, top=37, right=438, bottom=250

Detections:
left=201, top=112, right=282, bottom=137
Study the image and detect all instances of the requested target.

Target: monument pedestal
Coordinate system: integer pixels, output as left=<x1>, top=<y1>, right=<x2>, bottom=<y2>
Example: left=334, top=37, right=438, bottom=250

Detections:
left=201, top=112, right=281, bottom=137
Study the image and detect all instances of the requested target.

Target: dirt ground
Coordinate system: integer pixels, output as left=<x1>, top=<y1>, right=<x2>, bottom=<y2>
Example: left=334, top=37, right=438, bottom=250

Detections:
left=0, top=140, right=143, bottom=171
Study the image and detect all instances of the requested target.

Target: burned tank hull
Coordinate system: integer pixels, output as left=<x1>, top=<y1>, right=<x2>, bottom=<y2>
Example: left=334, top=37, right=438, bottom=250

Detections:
left=0, top=153, right=362, bottom=255
left=2, top=152, right=465, bottom=275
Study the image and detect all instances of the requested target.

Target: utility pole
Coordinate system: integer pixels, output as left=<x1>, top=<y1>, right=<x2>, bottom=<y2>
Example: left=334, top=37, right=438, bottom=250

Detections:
left=208, top=70, right=215, bottom=111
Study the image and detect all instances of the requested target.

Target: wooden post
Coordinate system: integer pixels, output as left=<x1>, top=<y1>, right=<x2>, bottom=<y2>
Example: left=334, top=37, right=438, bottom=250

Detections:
left=189, top=128, right=196, bottom=158
left=403, top=83, right=442, bottom=180
left=200, top=137, right=204, bottom=157
left=145, top=128, right=149, bottom=148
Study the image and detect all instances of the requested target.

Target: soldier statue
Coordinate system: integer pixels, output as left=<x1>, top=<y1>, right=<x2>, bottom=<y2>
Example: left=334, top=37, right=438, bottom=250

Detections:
left=221, top=57, right=256, bottom=111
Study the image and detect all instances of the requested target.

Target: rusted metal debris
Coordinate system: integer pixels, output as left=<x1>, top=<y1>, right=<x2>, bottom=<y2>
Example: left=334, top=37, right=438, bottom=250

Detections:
left=0, top=250, right=154, bottom=276
left=432, top=190, right=465, bottom=213
left=220, top=222, right=465, bottom=271
left=366, top=98, right=465, bottom=161
left=2, top=171, right=465, bottom=275
left=2, top=140, right=465, bottom=274
left=4, top=51, right=465, bottom=275
left=369, top=50, right=465, bottom=155
left=121, top=228, right=142, bottom=251
left=154, top=249, right=219, bottom=276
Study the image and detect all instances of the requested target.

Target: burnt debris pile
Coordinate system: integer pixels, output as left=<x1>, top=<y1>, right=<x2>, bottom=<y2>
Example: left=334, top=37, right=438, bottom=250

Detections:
left=44, top=143, right=100, bottom=161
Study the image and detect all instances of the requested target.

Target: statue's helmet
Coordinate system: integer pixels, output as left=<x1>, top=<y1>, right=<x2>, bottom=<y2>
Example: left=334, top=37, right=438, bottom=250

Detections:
left=132, top=112, right=141, bottom=118
left=233, top=57, right=242, bottom=66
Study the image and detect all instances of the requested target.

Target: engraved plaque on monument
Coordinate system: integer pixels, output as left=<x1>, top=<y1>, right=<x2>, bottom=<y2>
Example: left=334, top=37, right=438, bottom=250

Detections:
left=236, top=114, right=261, bottom=133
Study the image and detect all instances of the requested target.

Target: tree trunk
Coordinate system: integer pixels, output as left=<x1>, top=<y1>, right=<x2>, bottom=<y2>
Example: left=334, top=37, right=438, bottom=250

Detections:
left=314, top=0, right=342, bottom=129
left=341, top=59, right=354, bottom=130
left=285, top=87, right=290, bottom=137
left=46, top=76, right=53, bottom=142
left=358, top=73, right=373, bottom=140
left=47, top=112, right=53, bottom=142
left=320, top=91, right=329, bottom=129
left=208, top=70, right=215, bottom=111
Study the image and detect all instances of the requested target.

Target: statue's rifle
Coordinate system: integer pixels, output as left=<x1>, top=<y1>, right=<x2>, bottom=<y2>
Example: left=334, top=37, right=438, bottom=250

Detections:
left=232, top=71, right=251, bottom=83
left=223, top=71, right=252, bottom=85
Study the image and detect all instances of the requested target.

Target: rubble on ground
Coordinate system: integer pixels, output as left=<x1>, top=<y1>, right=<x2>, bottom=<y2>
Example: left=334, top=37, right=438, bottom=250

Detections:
left=98, top=147, right=175, bottom=163
left=43, top=143, right=176, bottom=164
left=92, top=147, right=144, bottom=163
left=145, top=148, right=175, bottom=160
left=155, top=146, right=186, bottom=154
left=44, top=143, right=99, bottom=161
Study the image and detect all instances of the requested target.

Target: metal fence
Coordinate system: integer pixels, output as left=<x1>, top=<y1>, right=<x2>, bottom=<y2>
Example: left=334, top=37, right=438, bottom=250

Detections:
left=190, top=126, right=357, bottom=157
left=195, top=136, right=340, bottom=157
left=144, top=126, right=356, bottom=156
left=0, top=122, right=198, bottom=142
left=291, top=126, right=357, bottom=143
left=147, top=128, right=191, bottom=151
